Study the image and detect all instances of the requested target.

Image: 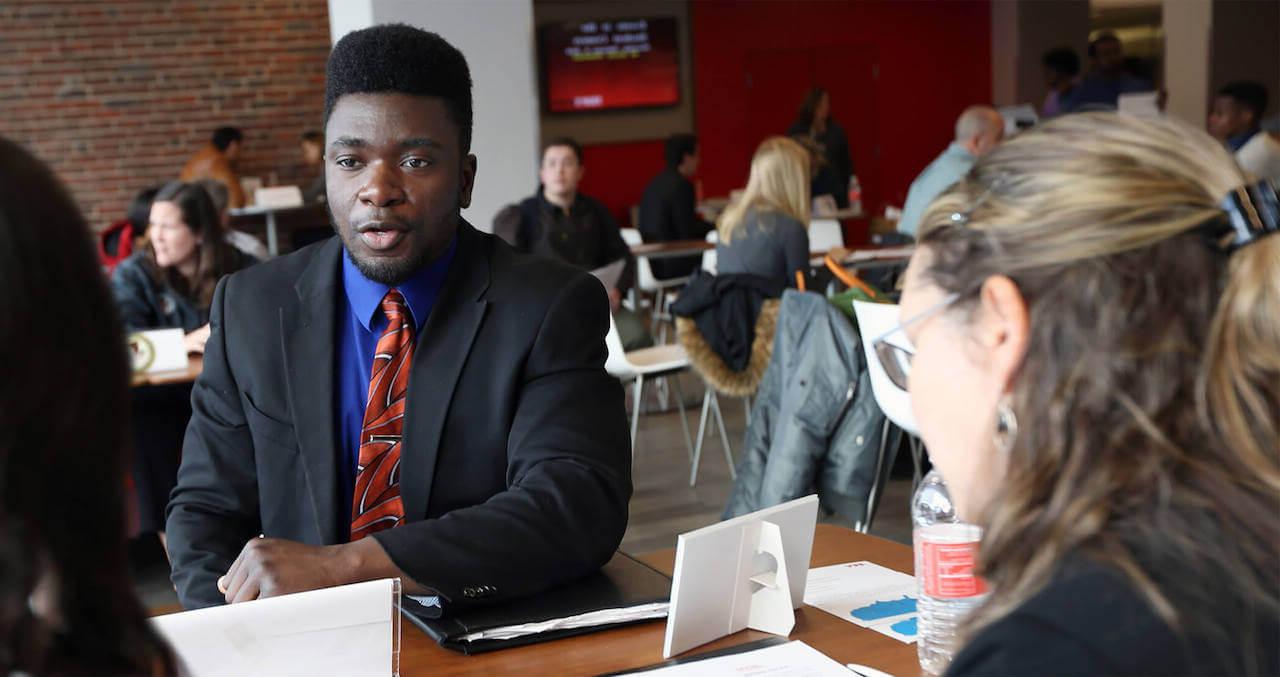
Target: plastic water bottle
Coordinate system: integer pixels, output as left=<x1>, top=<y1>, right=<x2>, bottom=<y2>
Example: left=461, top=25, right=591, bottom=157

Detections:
left=912, top=470, right=988, bottom=675
left=847, top=175, right=862, bottom=215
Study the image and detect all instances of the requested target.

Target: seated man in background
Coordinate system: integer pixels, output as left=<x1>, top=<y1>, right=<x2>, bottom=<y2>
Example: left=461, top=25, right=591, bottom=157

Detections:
left=181, top=126, right=247, bottom=209
left=300, top=130, right=327, bottom=203
left=166, top=24, right=631, bottom=610
left=1060, top=32, right=1151, bottom=112
left=638, top=133, right=712, bottom=280
left=195, top=178, right=270, bottom=261
left=897, top=106, right=1003, bottom=237
left=1209, top=81, right=1280, bottom=182
left=494, top=137, right=651, bottom=349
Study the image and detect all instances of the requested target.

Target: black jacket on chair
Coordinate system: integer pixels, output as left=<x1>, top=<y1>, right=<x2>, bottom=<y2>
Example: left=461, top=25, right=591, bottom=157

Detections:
left=166, top=223, right=632, bottom=610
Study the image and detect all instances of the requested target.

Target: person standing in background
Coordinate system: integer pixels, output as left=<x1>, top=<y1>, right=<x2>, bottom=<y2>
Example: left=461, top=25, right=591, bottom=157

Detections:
left=1040, top=47, right=1080, bottom=118
left=788, top=87, right=854, bottom=209
left=1208, top=81, right=1280, bottom=182
left=181, top=126, right=247, bottom=209
left=897, top=106, right=1003, bottom=237
left=638, top=133, right=713, bottom=280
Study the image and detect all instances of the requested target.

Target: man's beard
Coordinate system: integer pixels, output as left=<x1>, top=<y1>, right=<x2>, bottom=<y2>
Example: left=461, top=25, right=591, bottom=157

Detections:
left=332, top=218, right=436, bottom=286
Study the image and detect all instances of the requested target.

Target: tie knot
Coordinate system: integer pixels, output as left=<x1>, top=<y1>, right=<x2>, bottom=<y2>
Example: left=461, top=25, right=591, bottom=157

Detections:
left=380, top=289, right=411, bottom=323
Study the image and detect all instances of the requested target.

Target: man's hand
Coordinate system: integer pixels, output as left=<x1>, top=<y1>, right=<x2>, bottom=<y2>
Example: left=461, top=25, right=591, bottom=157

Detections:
left=219, top=538, right=355, bottom=603
left=607, top=287, right=623, bottom=313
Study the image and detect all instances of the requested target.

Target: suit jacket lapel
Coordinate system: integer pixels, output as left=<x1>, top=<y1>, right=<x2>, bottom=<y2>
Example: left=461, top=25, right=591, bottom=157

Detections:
left=282, top=238, right=343, bottom=544
left=400, top=222, right=491, bottom=521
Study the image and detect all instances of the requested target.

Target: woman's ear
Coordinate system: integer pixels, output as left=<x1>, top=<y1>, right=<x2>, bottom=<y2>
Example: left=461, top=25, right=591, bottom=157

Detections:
left=976, top=275, right=1030, bottom=393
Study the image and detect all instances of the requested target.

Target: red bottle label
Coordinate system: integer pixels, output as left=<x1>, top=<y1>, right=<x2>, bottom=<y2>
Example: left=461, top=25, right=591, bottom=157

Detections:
left=919, top=539, right=987, bottom=598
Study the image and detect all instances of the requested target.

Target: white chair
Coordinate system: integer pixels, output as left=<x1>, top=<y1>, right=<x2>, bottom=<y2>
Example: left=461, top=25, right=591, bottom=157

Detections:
left=604, top=316, right=695, bottom=465
left=701, top=230, right=718, bottom=274
left=852, top=299, right=924, bottom=533
left=809, top=218, right=844, bottom=254
left=621, top=228, right=688, bottom=342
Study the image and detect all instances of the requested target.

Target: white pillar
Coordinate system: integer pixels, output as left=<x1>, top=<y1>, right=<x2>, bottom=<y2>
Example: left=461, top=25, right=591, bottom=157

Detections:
left=327, top=0, right=540, bottom=233
left=1163, top=0, right=1213, bottom=127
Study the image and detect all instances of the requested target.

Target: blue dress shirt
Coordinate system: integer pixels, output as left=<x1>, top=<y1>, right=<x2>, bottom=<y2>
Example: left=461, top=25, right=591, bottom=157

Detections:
left=336, top=240, right=456, bottom=538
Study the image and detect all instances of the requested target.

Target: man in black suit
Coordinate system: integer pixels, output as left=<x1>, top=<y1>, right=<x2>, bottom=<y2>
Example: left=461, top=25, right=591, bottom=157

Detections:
left=638, top=133, right=713, bottom=281
left=166, top=24, right=632, bottom=609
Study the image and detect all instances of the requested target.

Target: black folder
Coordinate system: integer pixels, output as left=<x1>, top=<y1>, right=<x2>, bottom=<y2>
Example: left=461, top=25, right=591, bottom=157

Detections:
left=402, top=551, right=672, bottom=654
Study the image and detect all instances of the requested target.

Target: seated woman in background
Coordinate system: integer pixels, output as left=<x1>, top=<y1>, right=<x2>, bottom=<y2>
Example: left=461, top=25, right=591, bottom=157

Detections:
left=714, top=136, right=812, bottom=288
left=890, top=113, right=1278, bottom=675
left=111, top=180, right=256, bottom=354
left=0, top=137, right=175, bottom=673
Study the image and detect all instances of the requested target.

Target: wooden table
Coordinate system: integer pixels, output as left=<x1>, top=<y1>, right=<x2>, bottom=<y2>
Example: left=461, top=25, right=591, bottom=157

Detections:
left=131, top=355, right=203, bottom=387
left=629, top=240, right=712, bottom=261
left=398, top=525, right=919, bottom=676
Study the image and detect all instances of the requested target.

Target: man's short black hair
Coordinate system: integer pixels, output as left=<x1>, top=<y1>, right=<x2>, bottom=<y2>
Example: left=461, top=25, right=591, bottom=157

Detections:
left=665, top=133, right=697, bottom=168
left=542, top=137, right=583, bottom=165
left=211, top=127, right=243, bottom=151
left=1041, top=47, right=1080, bottom=78
left=300, top=130, right=323, bottom=145
left=325, top=24, right=474, bottom=153
left=1218, top=81, right=1269, bottom=121
left=1088, top=32, right=1120, bottom=58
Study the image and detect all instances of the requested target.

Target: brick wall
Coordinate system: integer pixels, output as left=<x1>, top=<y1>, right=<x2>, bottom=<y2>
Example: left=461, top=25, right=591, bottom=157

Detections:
left=0, top=1, right=331, bottom=230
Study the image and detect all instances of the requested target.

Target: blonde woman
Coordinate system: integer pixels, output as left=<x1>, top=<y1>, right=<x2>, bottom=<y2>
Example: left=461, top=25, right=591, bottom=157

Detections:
left=714, top=136, right=811, bottom=287
left=881, top=113, right=1278, bottom=675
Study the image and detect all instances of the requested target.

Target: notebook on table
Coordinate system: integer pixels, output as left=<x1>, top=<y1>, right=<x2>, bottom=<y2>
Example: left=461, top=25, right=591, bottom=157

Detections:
left=402, top=551, right=671, bottom=654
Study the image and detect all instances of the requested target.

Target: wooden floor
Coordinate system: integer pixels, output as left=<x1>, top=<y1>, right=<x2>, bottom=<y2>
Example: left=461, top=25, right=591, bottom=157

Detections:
left=132, top=372, right=915, bottom=612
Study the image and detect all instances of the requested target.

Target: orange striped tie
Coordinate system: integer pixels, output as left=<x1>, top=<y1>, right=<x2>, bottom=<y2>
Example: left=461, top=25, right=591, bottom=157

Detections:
left=350, top=289, right=412, bottom=540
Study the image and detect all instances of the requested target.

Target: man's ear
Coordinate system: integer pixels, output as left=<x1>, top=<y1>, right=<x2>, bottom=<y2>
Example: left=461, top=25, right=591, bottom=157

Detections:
left=459, top=154, right=477, bottom=209
left=975, top=275, right=1029, bottom=394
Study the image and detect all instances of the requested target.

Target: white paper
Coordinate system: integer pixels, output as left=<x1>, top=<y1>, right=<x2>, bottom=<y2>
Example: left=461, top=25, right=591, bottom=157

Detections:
left=1118, top=91, right=1161, bottom=119
left=840, top=246, right=915, bottom=263
left=151, top=578, right=399, bottom=676
left=629, top=640, right=851, bottom=676
left=803, top=561, right=918, bottom=644
left=460, top=602, right=668, bottom=642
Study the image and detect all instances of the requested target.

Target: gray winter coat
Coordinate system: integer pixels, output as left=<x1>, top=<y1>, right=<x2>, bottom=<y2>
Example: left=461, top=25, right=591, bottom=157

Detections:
left=724, top=290, right=891, bottom=524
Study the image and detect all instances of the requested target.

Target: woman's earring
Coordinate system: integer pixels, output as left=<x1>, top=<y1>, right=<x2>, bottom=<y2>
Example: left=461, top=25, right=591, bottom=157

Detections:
left=994, top=398, right=1018, bottom=454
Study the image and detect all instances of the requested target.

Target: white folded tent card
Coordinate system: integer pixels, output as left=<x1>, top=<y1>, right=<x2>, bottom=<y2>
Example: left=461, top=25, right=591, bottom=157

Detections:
left=128, top=328, right=189, bottom=374
left=663, top=495, right=820, bottom=658
left=151, top=578, right=401, bottom=677
left=253, top=185, right=304, bottom=210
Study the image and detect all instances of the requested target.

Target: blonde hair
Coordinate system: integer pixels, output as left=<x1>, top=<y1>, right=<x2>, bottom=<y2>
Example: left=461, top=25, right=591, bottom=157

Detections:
left=717, top=136, right=810, bottom=244
left=918, top=113, right=1279, bottom=674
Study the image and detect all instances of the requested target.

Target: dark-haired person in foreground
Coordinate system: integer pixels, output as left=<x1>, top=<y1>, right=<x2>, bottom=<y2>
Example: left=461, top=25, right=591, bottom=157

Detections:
left=638, top=133, right=713, bottom=280
left=0, top=136, right=175, bottom=674
left=165, top=24, right=631, bottom=610
left=180, top=126, right=247, bottom=209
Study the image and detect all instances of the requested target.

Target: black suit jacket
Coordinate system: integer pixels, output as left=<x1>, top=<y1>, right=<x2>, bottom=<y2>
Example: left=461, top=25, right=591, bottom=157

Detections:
left=638, top=168, right=713, bottom=281
left=166, top=222, right=632, bottom=609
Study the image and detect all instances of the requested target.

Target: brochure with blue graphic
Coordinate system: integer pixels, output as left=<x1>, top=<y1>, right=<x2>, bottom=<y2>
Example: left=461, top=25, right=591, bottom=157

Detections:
left=802, top=561, right=919, bottom=644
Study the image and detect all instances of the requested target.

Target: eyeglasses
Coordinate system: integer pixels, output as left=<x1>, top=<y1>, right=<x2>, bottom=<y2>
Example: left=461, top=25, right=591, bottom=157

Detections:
left=870, top=293, right=960, bottom=391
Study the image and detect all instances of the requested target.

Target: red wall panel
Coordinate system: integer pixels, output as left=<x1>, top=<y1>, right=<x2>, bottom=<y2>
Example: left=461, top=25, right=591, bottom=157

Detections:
left=578, top=139, right=667, bottom=228
left=689, top=0, right=992, bottom=217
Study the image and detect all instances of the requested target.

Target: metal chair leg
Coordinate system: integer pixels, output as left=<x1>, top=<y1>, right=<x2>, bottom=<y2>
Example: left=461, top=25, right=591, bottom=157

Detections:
left=690, top=388, right=713, bottom=487
left=630, top=375, right=645, bottom=456
left=671, top=376, right=695, bottom=462
left=743, top=395, right=752, bottom=427
left=711, top=391, right=736, bottom=479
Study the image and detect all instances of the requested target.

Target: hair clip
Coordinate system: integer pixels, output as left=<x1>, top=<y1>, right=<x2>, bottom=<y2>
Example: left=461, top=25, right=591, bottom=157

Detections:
left=949, top=174, right=1007, bottom=226
left=1205, top=179, right=1280, bottom=253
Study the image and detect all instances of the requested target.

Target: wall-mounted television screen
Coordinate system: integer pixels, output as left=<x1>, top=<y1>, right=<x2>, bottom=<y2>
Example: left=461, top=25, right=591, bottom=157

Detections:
left=540, top=17, right=680, bottom=113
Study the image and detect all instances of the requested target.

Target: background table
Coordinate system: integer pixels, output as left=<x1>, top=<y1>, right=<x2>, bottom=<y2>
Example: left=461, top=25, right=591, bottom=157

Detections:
left=398, top=524, right=919, bottom=676
left=131, top=355, right=203, bottom=387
